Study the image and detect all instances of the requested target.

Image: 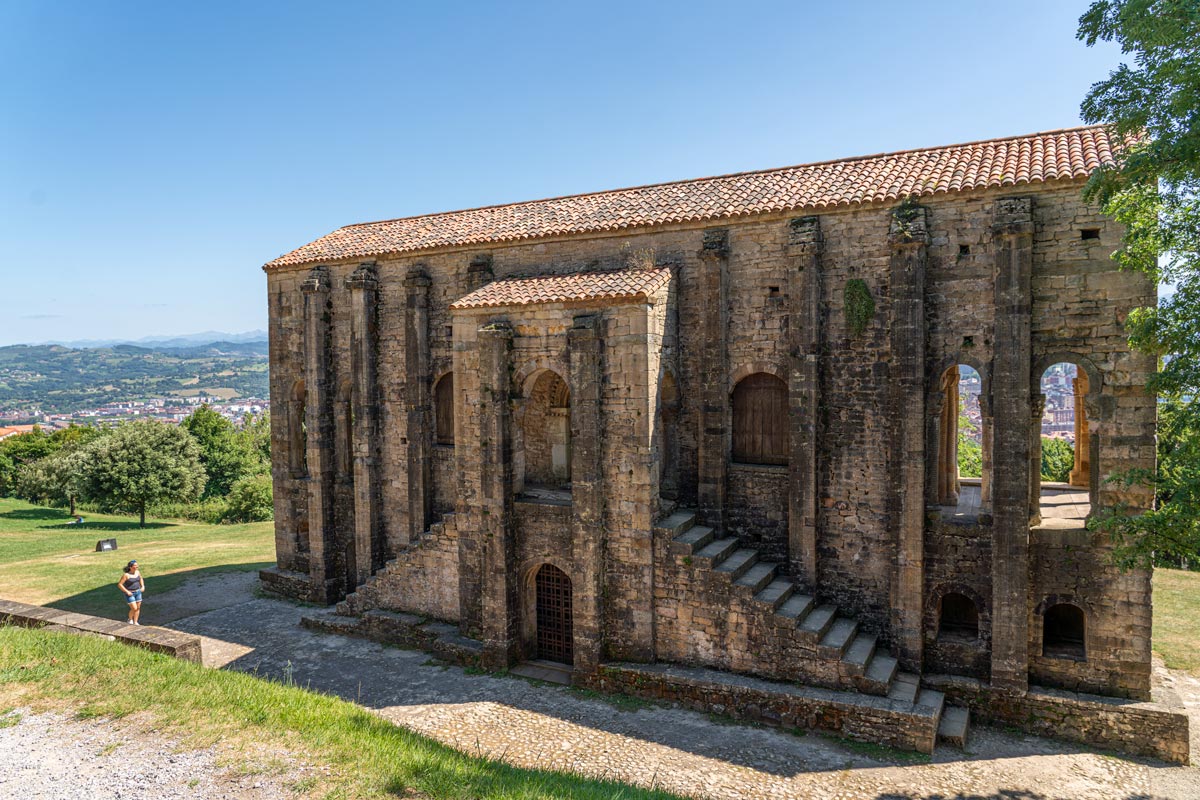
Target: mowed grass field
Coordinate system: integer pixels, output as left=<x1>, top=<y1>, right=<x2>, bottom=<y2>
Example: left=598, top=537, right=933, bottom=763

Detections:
left=0, top=497, right=274, bottom=617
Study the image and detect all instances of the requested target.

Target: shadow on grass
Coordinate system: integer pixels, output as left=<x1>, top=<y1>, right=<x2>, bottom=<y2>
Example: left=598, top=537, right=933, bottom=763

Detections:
left=46, top=561, right=274, bottom=621
left=0, top=507, right=174, bottom=531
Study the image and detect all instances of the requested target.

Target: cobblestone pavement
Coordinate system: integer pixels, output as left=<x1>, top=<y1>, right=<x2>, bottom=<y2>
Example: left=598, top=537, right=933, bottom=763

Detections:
left=163, top=574, right=1200, bottom=800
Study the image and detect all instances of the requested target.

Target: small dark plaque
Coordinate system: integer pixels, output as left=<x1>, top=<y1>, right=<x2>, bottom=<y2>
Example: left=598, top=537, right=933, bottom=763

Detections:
left=96, top=539, right=118, bottom=552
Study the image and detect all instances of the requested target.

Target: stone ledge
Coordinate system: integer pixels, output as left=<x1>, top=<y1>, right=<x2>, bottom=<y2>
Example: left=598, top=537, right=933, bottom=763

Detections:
left=578, top=662, right=943, bottom=754
left=925, top=673, right=1190, bottom=764
left=259, top=566, right=330, bottom=604
left=300, top=608, right=483, bottom=668
left=0, top=598, right=202, bottom=663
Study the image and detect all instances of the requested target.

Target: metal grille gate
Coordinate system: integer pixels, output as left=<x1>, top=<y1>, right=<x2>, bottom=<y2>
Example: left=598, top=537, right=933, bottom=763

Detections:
left=535, top=564, right=573, bottom=664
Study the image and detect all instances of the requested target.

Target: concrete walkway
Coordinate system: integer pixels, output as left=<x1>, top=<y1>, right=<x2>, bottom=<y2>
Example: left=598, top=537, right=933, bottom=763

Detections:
left=161, top=573, right=1200, bottom=800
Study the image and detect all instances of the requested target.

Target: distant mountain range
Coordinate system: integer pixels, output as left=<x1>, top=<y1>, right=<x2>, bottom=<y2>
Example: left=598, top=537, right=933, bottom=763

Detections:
left=36, top=330, right=268, bottom=349
left=0, top=337, right=269, bottom=415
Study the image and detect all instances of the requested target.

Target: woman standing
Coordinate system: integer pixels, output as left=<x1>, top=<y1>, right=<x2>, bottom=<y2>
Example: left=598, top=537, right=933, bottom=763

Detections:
left=117, top=560, right=144, bottom=625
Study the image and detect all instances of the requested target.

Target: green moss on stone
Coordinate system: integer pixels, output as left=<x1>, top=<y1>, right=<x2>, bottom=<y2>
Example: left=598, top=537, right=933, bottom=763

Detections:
left=844, top=279, right=875, bottom=337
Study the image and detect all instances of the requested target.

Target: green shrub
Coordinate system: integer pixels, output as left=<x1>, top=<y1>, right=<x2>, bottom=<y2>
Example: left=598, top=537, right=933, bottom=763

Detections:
left=223, top=473, right=273, bottom=523
left=1041, top=437, right=1075, bottom=483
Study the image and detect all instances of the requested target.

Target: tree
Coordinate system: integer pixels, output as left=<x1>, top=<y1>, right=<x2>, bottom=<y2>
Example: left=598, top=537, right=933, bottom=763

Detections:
left=223, top=473, right=274, bottom=523
left=1078, top=1, right=1200, bottom=566
left=81, top=419, right=206, bottom=527
left=182, top=405, right=257, bottom=498
left=15, top=447, right=91, bottom=514
left=957, top=413, right=983, bottom=479
left=1041, top=438, right=1075, bottom=483
left=0, top=428, right=56, bottom=495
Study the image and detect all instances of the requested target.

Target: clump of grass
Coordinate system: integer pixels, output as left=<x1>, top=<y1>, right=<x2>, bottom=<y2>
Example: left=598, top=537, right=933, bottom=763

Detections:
left=0, top=627, right=685, bottom=799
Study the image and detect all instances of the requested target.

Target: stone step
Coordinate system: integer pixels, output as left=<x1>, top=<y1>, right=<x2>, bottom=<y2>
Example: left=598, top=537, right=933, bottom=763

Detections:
left=818, top=617, right=858, bottom=656
left=841, top=632, right=877, bottom=670
left=916, top=687, right=946, bottom=739
left=862, top=652, right=899, bottom=692
left=713, top=548, right=759, bottom=581
left=800, top=604, right=838, bottom=638
left=887, top=672, right=920, bottom=705
left=937, top=706, right=970, bottom=748
left=695, top=537, right=739, bottom=564
left=735, top=561, right=777, bottom=593
left=656, top=509, right=698, bottom=537
left=673, top=524, right=716, bottom=553
left=754, top=578, right=795, bottom=610
left=776, top=593, right=814, bottom=621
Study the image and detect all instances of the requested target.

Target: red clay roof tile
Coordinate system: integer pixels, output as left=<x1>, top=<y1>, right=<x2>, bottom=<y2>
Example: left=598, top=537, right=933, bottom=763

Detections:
left=266, top=125, right=1114, bottom=271
left=450, top=267, right=672, bottom=310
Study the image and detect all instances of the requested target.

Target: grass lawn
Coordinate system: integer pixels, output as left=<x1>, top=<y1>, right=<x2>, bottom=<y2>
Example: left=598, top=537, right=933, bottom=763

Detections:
left=0, top=627, right=682, bottom=799
left=1151, top=567, right=1200, bottom=675
left=0, top=497, right=274, bottom=617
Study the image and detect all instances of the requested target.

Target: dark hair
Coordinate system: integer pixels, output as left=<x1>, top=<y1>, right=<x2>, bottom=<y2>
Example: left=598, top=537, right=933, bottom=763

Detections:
left=125, top=561, right=138, bottom=573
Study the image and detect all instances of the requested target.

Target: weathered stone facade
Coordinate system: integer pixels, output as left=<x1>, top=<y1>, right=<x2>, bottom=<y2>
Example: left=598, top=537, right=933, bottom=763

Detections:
left=261, top=127, right=1187, bottom=760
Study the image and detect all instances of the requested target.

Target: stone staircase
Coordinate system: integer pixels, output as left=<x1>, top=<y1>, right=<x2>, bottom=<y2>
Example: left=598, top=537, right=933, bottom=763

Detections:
left=655, top=508, right=969, bottom=748
left=336, top=513, right=459, bottom=619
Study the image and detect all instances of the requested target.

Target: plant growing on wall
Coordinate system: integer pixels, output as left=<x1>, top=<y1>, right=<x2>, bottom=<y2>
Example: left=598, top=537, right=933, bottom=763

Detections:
left=844, top=279, right=875, bottom=337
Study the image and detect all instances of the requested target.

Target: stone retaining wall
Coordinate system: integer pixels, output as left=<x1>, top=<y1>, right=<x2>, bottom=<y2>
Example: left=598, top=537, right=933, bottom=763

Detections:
left=0, top=599, right=202, bottom=663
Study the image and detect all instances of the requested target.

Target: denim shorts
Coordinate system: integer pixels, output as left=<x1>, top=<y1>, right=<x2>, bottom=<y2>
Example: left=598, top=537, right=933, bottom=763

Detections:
left=126, top=591, right=142, bottom=604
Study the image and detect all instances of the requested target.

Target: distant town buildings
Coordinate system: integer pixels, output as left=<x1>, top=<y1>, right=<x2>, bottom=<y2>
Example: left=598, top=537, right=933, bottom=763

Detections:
left=0, top=396, right=267, bottom=431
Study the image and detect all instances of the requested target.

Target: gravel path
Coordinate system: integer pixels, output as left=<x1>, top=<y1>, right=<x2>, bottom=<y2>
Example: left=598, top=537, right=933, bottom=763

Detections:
left=0, top=710, right=299, bottom=800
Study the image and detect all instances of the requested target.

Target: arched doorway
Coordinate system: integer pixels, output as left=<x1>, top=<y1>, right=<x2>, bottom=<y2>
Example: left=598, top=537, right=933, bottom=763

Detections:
left=1036, top=360, right=1094, bottom=527
left=523, top=370, right=571, bottom=489
left=934, top=364, right=987, bottom=514
left=534, top=563, right=573, bottom=664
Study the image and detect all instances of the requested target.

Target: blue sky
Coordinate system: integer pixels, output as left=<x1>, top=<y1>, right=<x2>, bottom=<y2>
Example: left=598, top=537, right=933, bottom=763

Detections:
left=0, top=1, right=1123, bottom=346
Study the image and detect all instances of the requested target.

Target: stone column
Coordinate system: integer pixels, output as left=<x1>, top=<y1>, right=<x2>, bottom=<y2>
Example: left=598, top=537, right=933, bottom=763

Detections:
left=785, top=216, right=822, bottom=590
left=405, top=268, right=432, bottom=545
left=1069, top=372, right=1090, bottom=487
left=569, top=315, right=605, bottom=674
left=477, top=322, right=518, bottom=669
left=347, top=263, right=380, bottom=586
left=1029, top=394, right=1046, bottom=524
left=696, top=229, right=730, bottom=529
left=990, top=196, right=1034, bottom=693
left=887, top=203, right=929, bottom=671
left=937, top=367, right=960, bottom=505
left=301, top=266, right=337, bottom=602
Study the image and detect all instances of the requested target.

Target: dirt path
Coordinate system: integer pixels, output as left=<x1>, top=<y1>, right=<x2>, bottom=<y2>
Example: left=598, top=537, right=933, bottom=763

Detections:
left=160, top=575, right=1200, bottom=800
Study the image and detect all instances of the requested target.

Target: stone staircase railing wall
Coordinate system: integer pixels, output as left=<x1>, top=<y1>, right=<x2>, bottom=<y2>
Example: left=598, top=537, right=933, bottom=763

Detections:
left=653, top=510, right=898, bottom=696
left=338, top=514, right=460, bottom=622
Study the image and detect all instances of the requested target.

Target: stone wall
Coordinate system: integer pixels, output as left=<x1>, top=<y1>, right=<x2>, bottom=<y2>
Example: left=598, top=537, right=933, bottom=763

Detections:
left=726, top=464, right=788, bottom=562
left=1029, top=529, right=1152, bottom=699
left=927, top=673, right=1189, bottom=764
left=923, top=520, right=992, bottom=680
left=340, top=515, right=460, bottom=623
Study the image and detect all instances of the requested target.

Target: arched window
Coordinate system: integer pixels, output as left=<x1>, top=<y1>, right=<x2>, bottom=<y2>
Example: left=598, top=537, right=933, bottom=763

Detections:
left=289, top=380, right=307, bottom=476
left=1038, top=362, right=1092, bottom=526
left=1043, top=603, right=1086, bottom=659
left=523, top=370, right=571, bottom=488
left=935, top=364, right=985, bottom=511
left=732, top=373, right=787, bottom=465
left=938, top=593, right=979, bottom=640
left=434, top=373, right=455, bottom=446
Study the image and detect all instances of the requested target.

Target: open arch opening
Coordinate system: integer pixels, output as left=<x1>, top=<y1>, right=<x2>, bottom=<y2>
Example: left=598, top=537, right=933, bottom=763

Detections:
left=1037, top=361, right=1093, bottom=527
left=731, top=372, right=787, bottom=466
left=658, top=369, right=680, bottom=500
left=434, top=372, right=455, bottom=446
left=289, top=379, right=307, bottom=476
left=938, top=592, right=980, bottom=641
left=534, top=563, right=573, bottom=664
left=934, top=364, right=988, bottom=515
left=522, top=370, right=571, bottom=491
left=1043, top=603, right=1086, bottom=660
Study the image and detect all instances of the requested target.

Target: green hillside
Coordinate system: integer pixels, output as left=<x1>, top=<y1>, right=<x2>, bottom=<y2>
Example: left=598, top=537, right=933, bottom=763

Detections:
left=0, top=341, right=269, bottom=414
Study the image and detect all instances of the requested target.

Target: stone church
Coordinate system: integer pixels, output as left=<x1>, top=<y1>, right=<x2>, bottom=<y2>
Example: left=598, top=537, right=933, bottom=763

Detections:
left=261, top=126, right=1188, bottom=759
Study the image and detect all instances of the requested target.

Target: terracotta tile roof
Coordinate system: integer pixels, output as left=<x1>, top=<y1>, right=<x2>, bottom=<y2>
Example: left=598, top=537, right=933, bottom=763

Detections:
left=267, top=125, right=1115, bottom=271
left=450, top=267, right=672, bottom=310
